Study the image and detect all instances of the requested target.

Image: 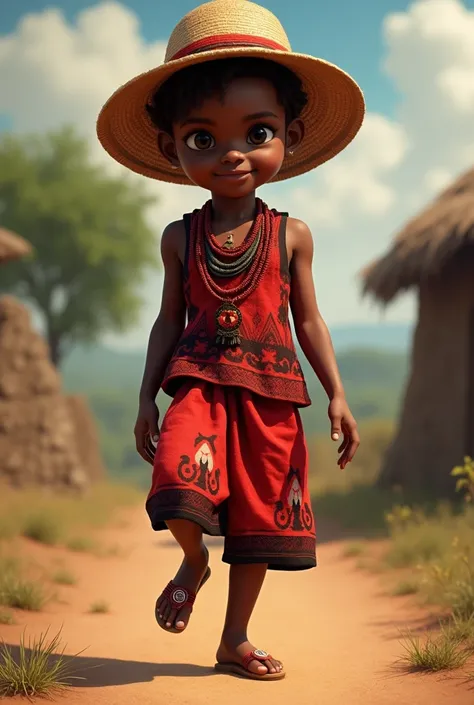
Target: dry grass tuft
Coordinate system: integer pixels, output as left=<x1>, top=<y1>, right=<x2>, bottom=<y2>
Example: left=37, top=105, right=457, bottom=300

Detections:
left=399, top=630, right=469, bottom=672
left=0, top=629, right=83, bottom=698
left=88, top=600, right=110, bottom=614
left=51, top=568, right=77, bottom=587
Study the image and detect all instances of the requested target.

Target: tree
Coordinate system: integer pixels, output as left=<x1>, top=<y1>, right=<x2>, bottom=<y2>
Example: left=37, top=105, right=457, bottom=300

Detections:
left=0, top=127, right=159, bottom=366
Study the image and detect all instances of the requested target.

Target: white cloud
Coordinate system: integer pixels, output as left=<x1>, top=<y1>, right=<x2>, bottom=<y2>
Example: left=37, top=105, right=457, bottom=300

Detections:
left=1, top=0, right=474, bottom=347
left=286, top=114, right=408, bottom=228
left=423, top=167, right=453, bottom=194
left=267, top=0, right=474, bottom=331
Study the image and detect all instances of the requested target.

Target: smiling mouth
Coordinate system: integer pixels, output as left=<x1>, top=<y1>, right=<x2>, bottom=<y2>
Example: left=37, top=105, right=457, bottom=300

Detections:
left=214, top=171, right=253, bottom=178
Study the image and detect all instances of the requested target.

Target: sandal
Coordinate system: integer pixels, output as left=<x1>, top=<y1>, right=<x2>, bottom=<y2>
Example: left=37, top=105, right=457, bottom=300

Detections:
left=215, top=649, right=285, bottom=681
left=155, top=566, right=211, bottom=634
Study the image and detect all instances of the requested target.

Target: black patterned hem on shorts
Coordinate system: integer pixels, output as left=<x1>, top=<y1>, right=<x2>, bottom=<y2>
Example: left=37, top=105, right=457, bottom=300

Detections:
left=222, top=534, right=317, bottom=571
left=146, top=487, right=224, bottom=536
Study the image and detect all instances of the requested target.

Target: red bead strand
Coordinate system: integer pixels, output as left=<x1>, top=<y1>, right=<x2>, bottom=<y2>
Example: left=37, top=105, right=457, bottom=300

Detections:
left=193, top=199, right=276, bottom=305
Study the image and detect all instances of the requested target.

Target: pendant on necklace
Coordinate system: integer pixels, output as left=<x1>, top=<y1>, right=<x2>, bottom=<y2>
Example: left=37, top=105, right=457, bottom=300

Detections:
left=215, top=302, right=242, bottom=347
left=223, top=233, right=234, bottom=249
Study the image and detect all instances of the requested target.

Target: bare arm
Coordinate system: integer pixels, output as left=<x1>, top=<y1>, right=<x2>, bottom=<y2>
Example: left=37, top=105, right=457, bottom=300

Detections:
left=139, top=220, right=186, bottom=402
left=288, top=218, right=344, bottom=401
left=288, top=218, right=359, bottom=467
left=135, top=220, right=186, bottom=462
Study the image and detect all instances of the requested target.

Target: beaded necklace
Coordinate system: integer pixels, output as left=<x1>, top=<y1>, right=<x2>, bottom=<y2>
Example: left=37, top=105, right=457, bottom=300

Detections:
left=193, top=198, right=275, bottom=347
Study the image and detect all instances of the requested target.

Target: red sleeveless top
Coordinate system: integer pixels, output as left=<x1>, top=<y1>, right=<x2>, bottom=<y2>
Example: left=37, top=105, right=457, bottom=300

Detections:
left=161, top=208, right=311, bottom=407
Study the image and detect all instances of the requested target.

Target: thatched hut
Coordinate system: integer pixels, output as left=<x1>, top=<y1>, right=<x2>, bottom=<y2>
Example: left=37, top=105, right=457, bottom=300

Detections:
left=361, top=167, right=474, bottom=496
left=0, top=228, right=32, bottom=264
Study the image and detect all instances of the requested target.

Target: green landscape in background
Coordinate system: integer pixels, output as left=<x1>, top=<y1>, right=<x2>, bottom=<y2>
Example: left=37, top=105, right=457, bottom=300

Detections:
left=62, top=330, right=411, bottom=490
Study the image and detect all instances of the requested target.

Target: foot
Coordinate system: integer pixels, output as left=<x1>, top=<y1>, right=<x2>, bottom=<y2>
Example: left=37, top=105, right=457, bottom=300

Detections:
left=156, top=545, right=209, bottom=631
left=216, top=634, right=283, bottom=676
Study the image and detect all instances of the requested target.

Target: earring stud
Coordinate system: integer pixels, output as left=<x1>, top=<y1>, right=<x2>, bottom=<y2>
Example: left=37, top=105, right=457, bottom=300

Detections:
left=289, top=150, right=294, bottom=156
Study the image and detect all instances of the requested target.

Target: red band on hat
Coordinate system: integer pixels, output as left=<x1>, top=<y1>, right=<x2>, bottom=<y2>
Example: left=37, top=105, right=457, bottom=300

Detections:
left=171, top=34, right=288, bottom=61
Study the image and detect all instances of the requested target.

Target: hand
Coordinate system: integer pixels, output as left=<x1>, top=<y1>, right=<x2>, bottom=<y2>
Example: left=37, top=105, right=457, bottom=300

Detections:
left=134, top=399, right=160, bottom=465
left=328, top=396, right=360, bottom=470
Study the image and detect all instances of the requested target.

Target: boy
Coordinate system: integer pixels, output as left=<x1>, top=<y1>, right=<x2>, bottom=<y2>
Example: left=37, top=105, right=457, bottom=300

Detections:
left=97, top=0, right=363, bottom=681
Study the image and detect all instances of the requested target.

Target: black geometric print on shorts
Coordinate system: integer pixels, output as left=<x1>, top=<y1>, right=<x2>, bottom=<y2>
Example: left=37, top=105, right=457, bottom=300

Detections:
left=177, top=433, right=221, bottom=496
left=274, top=466, right=313, bottom=532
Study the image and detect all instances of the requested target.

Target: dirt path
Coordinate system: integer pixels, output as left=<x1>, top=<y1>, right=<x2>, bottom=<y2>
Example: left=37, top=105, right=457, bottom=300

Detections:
left=2, top=506, right=472, bottom=704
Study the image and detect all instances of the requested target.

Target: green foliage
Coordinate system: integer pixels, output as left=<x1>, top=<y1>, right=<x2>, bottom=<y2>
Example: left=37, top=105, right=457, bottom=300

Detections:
left=391, top=579, right=419, bottom=596
left=0, top=574, right=47, bottom=612
left=399, top=629, right=469, bottom=672
left=0, top=629, right=82, bottom=697
left=451, top=457, right=474, bottom=503
left=442, top=613, right=474, bottom=649
left=0, top=554, right=47, bottom=611
left=22, top=514, right=63, bottom=545
left=380, top=480, right=474, bottom=621
left=0, top=127, right=159, bottom=365
left=384, top=525, right=446, bottom=568
left=427, top=543, right=474, bottom=620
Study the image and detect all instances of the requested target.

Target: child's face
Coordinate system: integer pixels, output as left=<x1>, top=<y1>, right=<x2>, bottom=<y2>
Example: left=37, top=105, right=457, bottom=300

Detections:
left=160, top=76, right=302, bottom=196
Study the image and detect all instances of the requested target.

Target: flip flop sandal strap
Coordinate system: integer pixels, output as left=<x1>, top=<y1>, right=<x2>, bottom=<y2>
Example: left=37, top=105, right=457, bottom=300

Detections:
left=242, top=649, right=272, bottom=671
left=162, top=581, right=197, bottom=610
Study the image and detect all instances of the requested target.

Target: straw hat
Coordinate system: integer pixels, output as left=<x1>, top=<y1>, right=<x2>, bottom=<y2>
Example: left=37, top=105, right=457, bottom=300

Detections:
left=97, top=0, right=365, bottom=184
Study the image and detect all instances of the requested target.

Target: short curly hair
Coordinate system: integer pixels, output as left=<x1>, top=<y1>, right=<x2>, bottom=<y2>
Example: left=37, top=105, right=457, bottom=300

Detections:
left=146, top=57, right=308, bottom=134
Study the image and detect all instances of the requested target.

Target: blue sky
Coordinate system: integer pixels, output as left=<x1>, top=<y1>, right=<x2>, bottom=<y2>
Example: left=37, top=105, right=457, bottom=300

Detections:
left=1, top=1, right=474, bottom=347
left=1, top=0, right=448, bottom=119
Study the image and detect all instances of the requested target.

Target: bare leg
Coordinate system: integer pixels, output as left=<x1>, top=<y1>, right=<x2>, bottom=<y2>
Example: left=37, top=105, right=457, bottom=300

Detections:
left=216, top=564, right=283, bottom=675
left=156, top=519, right=209, bottom=631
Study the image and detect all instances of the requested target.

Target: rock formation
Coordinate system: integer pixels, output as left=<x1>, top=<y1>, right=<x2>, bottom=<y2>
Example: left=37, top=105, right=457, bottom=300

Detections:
left=0, top=229, right=105, bottom=490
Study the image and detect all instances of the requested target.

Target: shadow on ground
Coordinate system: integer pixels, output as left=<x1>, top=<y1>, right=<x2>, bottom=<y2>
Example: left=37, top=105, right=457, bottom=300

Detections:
left=2, top=646, right=216, bottom=687
left=369, top=613, right=445, bottom=641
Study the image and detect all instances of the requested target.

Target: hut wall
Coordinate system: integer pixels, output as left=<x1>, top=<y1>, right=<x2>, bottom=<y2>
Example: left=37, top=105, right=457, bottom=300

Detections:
left=379, top=253, right=474, bottom=496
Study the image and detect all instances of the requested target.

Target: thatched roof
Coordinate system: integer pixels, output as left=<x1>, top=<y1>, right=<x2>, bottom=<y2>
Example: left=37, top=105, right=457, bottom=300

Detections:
left=0, top=228, right=32, bottom=264
left=362, top=167, right=474, bottom=303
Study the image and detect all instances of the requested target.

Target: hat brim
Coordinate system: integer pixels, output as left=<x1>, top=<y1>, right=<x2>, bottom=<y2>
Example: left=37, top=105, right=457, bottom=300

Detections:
left=96, top=46, right=365, bottom=184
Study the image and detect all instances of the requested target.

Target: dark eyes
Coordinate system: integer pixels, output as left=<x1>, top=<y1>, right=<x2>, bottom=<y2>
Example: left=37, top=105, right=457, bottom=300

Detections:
left=185, top=124, right=276, bottom=151
left=247, top=125, right=275, bottom=145
left=185, top=131, right=215, bottom=151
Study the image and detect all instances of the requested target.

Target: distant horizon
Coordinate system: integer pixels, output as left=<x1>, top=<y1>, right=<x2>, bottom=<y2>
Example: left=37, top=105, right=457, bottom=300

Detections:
left=101, top=319, right=414, bottom=353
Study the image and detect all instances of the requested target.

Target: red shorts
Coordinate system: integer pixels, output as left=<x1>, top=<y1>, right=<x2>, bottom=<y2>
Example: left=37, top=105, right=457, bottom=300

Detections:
left=146, top=379, right=316, bottom=571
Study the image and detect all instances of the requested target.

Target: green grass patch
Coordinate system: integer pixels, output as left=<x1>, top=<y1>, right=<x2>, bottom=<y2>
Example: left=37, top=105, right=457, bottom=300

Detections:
left=51, top=568, right=77, bottom=586
left=66, top=536, right=97, bottom=553
left=0, top=629, right=82, bottom=698
left=342, top=542, right=366, bottom=558
left=441, top=614, right=474, bottom=650
left=399, top=630, right=469, bottom=672
left=22, top=514, right=63, bottom=546
left=88, top=600, right=109, bottom=614
left=384, top=523, right=448, bottom=569
left=0, top=556, right=48, bottom=612
left=384, top=506, right=474, bottom=619
left=0, top=575, right=47, bottom=612
left=0, top=609, right=15, bottom=625
left=0, top=481, right=141, bottom=547
left=391, top=579, right=420, bottom=597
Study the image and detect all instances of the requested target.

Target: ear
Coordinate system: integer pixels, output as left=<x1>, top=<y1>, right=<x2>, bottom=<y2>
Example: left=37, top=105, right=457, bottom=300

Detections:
left=286, top=118, right=305, bottom=156
left=158, top=131, right=181, bottom=169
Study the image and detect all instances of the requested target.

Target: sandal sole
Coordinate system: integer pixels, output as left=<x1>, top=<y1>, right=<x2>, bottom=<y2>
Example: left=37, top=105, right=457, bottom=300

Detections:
left=214, top=662, right=285, bottom=681
left=156, top=565, right=211, bottom=634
